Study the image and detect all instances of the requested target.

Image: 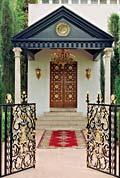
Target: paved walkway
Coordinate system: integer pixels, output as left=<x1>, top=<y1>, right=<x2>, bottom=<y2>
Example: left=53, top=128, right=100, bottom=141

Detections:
left=8, top=130, right=114, bottom=178
left=8, top=149, right=114, bottom=178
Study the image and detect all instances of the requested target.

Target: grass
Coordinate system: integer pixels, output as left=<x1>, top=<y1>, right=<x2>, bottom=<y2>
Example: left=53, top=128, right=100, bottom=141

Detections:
left=1, top=108, right=11, bottom=142
left=116, top=111, right=119, bottom=141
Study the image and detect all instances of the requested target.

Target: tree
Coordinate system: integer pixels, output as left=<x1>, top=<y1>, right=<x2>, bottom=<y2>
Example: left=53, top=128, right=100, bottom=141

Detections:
left=1, top=0, right=15, bottom=103
left=0, top=0, right=38, bottom=103
left=108, top=13, right=120, bottom=97
left=108, top=13, right=119, bottom=49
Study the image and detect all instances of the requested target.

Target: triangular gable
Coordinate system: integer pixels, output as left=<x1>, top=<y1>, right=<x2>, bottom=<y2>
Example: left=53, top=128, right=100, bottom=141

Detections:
left=12, top=6, right=113, bottom=49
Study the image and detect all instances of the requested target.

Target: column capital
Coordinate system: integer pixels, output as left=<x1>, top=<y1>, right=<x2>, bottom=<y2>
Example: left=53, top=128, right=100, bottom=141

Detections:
left=103, top=48, right=114, bottom=59
left=13, top=47, right=22, bottom=58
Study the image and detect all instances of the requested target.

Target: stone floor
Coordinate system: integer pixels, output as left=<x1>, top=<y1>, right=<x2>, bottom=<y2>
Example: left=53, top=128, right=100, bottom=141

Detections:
left=8, top=130, right=114, bottom=178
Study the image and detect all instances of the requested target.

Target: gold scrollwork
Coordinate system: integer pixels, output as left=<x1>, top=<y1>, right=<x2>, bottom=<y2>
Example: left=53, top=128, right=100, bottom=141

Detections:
left=95, top=130, right=102, bottom=143
left=20, top=124, right=27, bottom=144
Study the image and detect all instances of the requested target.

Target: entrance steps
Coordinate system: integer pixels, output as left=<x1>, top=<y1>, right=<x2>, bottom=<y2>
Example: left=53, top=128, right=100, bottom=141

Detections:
left=36, top=111, right=87, bottom=130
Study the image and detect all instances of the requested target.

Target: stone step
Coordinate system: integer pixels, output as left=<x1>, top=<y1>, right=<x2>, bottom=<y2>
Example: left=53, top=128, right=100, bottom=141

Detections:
left=38, top=116, right=86, bottom=120
left=36, top=127, right=84, bottom=130
left=36, top=111, right=87, bottom=130
left=36, top=124, right=86, bottom=130
left=36, top=119, right=87, bottom=131
left=50, top=108, right=77, bottom=112
left=44, top=112, right=83, bottom=117
left=36, top=120, right=87, bottom=126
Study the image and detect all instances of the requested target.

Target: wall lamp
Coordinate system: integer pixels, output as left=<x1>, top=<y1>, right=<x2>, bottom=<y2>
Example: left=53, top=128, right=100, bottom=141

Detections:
left=85, top=68, right=91, bottom=80
left=35, top=68, right=41, bottom=79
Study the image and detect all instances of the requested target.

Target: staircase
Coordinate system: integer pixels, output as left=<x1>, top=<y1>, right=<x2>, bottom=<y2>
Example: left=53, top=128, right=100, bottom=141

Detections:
left=36, top=110, right=87, bottom=130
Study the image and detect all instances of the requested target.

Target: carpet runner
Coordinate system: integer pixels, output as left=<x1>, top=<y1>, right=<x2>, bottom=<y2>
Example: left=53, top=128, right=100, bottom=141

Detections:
left=37, top=130, right=86, bottom=149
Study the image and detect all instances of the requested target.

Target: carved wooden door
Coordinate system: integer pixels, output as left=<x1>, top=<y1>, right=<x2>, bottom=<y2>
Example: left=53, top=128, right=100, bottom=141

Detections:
left=50, top=62, right=77, bottom=108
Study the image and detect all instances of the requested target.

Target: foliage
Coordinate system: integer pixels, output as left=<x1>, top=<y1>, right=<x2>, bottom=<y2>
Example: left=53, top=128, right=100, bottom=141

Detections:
left=108, top=13, right=120, bottom=99
left=29, top=0, right=38, bottom=3
left=1, top=108, right=11, bottom=142
left=108, top=13, right=119, bottom=48
left=0, top=0, right=15, bottom=103
left=0, top=0, right=37, bottom=103
left=0, top=0, right=4, bottom=103
left=111, top=49, right=119, bottom=94
left=115, top=76, right=120, bottom=104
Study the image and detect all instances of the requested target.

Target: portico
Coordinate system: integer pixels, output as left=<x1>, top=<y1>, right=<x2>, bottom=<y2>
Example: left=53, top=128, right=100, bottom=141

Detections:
left=12, top=6, right=113, bottom=117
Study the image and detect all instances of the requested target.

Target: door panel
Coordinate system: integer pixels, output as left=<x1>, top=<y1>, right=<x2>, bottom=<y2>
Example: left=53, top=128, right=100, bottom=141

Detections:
left=50, top=62, right=77, bottom=108
left=64, top=63, right=77, bottom=108
left=50, top=63, right=63, bottom=108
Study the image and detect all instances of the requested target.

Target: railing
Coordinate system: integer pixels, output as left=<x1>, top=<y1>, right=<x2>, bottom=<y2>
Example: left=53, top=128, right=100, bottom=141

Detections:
left=87, top=101, right=120, bottom=177
left=0, top=103, right=36, bottom=177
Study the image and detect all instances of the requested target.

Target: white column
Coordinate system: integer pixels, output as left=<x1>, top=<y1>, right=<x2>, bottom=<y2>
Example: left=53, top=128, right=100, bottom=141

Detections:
left=117, top=0, right=119, bottom=4
left=88, top=0, right=91, bottom=4
left=103, top=48, right=113, bottom=104
left=69, top=0, right=72, bottom=4
left=49, top=0, right=52, bottom=4
left=13, top=47, right=22, bottom=103
left=98, top=0, right=100, bottom=4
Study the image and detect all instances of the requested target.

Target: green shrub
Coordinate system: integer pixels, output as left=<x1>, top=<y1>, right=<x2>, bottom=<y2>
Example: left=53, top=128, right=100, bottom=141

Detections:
left=115, top=76, right=120, bottom=104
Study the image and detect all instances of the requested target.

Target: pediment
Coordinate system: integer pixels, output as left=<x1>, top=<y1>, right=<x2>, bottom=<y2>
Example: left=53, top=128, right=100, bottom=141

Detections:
left=12, top=6, right=113, bottom=49
left=31, top=18, right=96, bottom=40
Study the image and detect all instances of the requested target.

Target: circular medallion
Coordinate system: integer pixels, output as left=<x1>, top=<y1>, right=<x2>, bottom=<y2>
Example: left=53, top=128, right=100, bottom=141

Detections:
left=56, top=22, right=70, bottom=37
left=68, top=75, right=72, bottom=80
left=55, top=75, right=59, bottom=79
left=55, top=66, right=59, bottom=70
left=69, top=66, right=72, bottom=70
left=68, top=94, right=72, bottom=99
left=55, top=94, right=59, bottom=98
left=69, top=85, right=73, bottom=89
left=55, top=84, right=59, bottom=89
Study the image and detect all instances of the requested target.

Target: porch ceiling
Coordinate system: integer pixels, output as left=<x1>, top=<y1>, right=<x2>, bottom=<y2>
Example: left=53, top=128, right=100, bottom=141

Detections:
left=12, top=6, right=114, bottom=50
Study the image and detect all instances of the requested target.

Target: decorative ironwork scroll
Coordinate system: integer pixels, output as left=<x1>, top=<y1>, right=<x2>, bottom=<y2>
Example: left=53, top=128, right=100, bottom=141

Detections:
left=87, top=103, right=118, bottom=177
left=11, top=104, right=36, bottom=173
left=0, top=103, right=36, bottom=177
left=87, top=104, right=110, bottom=173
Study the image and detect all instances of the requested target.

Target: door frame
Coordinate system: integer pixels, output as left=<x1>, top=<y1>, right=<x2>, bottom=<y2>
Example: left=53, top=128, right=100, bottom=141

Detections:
left=50, top=61, right=77, bottom=108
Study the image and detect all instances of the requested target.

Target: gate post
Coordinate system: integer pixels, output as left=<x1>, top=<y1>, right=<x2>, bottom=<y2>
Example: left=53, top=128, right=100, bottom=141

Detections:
left=103, top=48, right=113, bottom=104
left=13, top=47, right=22, bottom=104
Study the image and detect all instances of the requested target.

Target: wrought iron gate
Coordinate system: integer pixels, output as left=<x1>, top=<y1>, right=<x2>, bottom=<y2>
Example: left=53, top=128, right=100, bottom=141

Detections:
left=0, top=103, right=36, bottom=177
left=87, top=102, right=120, bottom=177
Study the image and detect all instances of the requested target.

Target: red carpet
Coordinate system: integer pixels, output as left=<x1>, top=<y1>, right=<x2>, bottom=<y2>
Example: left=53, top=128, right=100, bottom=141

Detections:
left=37, top=130, right=86, bottom=149
left=49, top=130, right=78, bottom=147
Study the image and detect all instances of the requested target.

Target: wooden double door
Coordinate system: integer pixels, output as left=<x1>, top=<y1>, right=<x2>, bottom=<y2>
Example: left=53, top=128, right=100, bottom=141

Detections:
left=50, top=62, right=77, bottom=108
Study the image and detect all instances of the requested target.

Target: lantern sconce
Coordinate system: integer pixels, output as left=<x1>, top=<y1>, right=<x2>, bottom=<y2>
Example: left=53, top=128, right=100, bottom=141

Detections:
left=85, top=68, right=91, bottom=80
left=35, top=68, right=41, bottom=80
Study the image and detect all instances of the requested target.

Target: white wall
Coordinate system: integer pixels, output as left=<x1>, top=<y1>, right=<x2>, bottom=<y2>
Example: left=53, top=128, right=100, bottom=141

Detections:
left=76, top=49, right=100, bottom=116
left=28, top=4, right=120, bottom=33
left=28, top=49, right=100, bottom=117
left=28, top=49, right=51, bottom=117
